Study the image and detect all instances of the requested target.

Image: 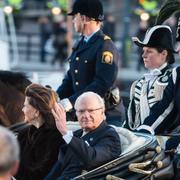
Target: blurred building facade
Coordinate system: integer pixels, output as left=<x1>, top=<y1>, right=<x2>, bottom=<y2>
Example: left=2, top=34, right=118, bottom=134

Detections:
left=4, top=0, right=168, bottom=67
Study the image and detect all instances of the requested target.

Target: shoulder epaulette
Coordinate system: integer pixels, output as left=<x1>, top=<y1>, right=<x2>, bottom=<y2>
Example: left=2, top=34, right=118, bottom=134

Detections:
left=104, top=35, right=111, bottom=40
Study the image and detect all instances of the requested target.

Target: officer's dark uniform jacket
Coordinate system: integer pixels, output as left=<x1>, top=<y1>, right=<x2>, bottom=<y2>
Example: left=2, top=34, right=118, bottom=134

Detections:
left=44, top=121, right=121, bottom=180
left=57, top=30, right=119, bottom=105
left=127, top=64, right=178, bottom=135
left=57, top=30, right=124, bottom=125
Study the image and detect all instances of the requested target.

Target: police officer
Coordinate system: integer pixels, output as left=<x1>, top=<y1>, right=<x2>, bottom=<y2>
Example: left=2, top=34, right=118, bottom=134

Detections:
left=127, top=25, right=177, bottom=135
left=56, top=0, right=124, bottom=126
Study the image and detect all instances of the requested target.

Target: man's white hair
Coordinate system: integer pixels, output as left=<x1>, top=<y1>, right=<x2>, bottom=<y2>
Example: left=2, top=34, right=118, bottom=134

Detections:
left=74, top=91, right=105, bottom=109
left=0, top=126, right=19, bottom=174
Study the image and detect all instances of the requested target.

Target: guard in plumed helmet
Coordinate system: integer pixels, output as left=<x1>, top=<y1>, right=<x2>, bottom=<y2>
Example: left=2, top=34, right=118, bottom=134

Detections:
left=126, top=25, right=178, bottom=135
left=56, top=0, right=125, bottom=126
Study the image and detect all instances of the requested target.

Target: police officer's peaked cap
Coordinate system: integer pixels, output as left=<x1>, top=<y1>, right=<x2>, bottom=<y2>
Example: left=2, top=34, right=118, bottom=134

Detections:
left=67, top=0, right=104, bottom=21
left=132, top=25, right=176, bottom=64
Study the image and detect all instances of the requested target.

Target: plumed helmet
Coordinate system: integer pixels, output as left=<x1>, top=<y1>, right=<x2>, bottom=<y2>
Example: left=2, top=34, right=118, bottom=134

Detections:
left=132, top=25, right=176, bottom=64
left=67, top=0, right=104, bottom=21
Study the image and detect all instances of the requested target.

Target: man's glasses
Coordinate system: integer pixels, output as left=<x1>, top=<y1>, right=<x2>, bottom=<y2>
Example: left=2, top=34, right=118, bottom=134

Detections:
left=76, top=107, right=103, bottom=114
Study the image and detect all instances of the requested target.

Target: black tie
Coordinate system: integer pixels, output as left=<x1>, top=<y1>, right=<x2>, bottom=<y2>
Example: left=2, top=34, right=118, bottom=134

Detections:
left=80, top=36, right=87, bottom=47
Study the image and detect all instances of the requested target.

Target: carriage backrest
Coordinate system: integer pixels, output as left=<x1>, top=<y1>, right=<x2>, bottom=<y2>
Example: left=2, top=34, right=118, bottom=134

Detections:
left=66, top=122, right=146, bottom=155
left=110, top=126, right=146, bottom=155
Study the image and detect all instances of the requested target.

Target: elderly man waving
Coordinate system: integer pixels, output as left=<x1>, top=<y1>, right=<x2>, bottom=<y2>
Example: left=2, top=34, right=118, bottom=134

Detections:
left=45, top=91, right=121, bottom=180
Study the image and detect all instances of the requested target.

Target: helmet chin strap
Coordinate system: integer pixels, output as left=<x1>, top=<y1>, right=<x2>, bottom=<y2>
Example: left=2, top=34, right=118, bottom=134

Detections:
left=80, top=15, right=86, bottom=36
left=80, top=23, right=85, bottom=36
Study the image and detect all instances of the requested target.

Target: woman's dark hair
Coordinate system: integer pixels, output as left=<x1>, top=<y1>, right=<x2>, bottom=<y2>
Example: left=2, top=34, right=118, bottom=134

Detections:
left=155, top=47, right=174, bottom=64
left=25, top=83, right=58, bottom=127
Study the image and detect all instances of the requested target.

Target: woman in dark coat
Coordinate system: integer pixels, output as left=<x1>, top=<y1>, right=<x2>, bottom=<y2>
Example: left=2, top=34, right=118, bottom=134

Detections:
left=16, top=83, right=64, bottom=180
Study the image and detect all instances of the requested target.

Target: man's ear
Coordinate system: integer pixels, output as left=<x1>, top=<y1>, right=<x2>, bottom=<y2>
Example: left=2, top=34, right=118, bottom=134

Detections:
left=10, top=161, right=19, bottom=176
left=103, top=114, right=106, bottom=120
left=162, top=50, right=168, bottom=57
left=82, top=16, right=90, bottom=24
left=81, top=15, right=86, bottom=22
left=35, top=110, right=40, bottom=118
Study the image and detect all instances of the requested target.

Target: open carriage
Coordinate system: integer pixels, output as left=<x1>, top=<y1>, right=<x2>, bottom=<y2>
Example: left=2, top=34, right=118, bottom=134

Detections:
left=73, top=126, right=174, bottom=180
left=0, top=70, right=175, bottom=179
left=10, top=122, right=174, bottom=180
left=11, top=123, right=174, bottom=180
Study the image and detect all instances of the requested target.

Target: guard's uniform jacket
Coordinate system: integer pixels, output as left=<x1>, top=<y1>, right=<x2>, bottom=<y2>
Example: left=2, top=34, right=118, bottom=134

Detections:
left=127, top=64, right=177, bottom=135
left=57, top=30, right=124, bottom=125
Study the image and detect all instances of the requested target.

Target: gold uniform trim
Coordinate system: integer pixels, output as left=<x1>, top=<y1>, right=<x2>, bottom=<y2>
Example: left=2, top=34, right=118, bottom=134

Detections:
left=102, top=51, right=113, bottom=64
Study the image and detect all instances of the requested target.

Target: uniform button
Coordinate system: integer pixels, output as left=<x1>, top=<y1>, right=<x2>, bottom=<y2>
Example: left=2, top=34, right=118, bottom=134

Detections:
left=69, top=59, right=71, bottom=62
left=84, top=60, right=88, bottom=63
left=76, top=57, right=79, bottom=61
left=75, top=82, right=79, bottom=85
left=75, top=69, right=78, bottom=73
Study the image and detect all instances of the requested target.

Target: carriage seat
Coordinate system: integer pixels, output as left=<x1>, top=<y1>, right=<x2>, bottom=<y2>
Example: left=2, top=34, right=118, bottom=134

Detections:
left=66, top=122, right=146, bottom=155
left=110, top=125, right=146, bottom=155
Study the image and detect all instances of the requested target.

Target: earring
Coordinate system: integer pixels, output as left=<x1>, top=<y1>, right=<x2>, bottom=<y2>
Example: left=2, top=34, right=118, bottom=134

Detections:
left=33, top=112, right=38, bottom=120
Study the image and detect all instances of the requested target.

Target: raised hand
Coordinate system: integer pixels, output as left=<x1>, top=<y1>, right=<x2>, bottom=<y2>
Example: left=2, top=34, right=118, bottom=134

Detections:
left=52, top=102, right=68, bottom=135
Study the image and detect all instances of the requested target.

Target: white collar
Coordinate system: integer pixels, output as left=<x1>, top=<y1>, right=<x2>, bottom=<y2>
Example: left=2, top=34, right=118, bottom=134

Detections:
left=144, top=63, right=167, bottom=81
left=84, top=28, right=100, bottom=42
left=149, top=62, right=167, bottom=73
